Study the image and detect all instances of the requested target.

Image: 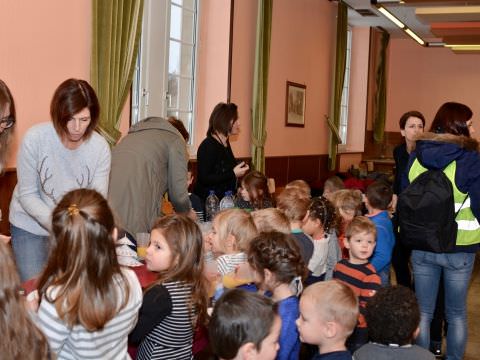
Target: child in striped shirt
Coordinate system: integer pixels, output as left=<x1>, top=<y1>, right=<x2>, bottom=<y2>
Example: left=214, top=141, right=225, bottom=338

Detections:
left=37, top=189, right=142, bottom=360
left=333, top=216, right=381, bottom=353
left=130, top=215, right=208, bottom=360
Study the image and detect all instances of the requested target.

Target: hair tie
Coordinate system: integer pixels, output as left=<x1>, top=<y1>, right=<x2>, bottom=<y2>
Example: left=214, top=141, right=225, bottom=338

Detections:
left=67, top=204, right=80, bottom=217
left=289, top=276, right=303, bottom=297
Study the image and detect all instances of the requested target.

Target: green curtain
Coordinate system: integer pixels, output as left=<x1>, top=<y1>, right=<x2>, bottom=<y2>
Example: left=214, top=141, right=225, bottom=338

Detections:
left=373, top=30, right=390, bottom=143
left=328, top=1, right=348, bottom=170
left=251, top=0, right=273, bottom=173
left=91, top=0, right=144, bottom=146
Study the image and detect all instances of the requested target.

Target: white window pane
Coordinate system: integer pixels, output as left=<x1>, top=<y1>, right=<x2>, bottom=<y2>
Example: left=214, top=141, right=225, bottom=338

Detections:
left=169, top=40, right=181, bottom=75
left=178, top=78, right=192, bottom=111
left=180, top=44, right=194, bottom=75
left=180, top=10, right=195, bottom=44
left=170, top=5, right=182, bottom=40
left=167, top=76, right=179, bottom=109
left=172, top=0, right=195, bottom=10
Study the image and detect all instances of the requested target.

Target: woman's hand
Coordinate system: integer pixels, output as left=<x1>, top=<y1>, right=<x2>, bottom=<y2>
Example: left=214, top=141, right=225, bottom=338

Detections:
left=0, top=234, right=10, bottom=243
left=233, top=162, right=249, bottom=178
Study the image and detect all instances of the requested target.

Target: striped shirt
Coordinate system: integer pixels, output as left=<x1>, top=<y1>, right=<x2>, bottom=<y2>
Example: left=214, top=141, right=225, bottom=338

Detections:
left=216, top=252, right=247, bottom=275
left=136, top=281, right=195, bottom=360
left=37, top=268, right=142, bottom=360
left=333, top=260, right=381, bottom=328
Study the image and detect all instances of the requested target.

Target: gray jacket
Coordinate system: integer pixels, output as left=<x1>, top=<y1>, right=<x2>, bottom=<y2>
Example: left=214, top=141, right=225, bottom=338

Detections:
left=108, top=117, right=191, bottom=235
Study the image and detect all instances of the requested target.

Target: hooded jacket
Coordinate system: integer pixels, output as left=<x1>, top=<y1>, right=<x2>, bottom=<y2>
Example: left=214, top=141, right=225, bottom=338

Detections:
left=108, top=117, right=191, bottom=235
left=408, top=132, right=480, bottom=252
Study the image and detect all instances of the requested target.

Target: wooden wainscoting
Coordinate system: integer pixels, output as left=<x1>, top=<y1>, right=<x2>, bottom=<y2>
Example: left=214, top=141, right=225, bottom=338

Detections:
left=0, top=168, right=17, bottom=235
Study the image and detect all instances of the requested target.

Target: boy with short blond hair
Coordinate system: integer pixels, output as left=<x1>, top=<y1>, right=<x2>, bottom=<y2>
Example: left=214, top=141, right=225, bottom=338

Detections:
left=333, top=216, right=381, bottom=352
left=285, top=179, right=311, bottom=197
left=296, top=280, right=358, bottom=359
left=277, top=187, right=313, bottom=264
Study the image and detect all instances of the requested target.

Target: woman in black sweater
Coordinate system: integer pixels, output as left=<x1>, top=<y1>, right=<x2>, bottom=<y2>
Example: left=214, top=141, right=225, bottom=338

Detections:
left=194, top=102, right=249, bottom=201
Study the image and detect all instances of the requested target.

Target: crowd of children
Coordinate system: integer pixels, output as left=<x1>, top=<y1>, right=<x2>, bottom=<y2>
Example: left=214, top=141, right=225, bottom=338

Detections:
left=0, top=171, right=442, bottom=360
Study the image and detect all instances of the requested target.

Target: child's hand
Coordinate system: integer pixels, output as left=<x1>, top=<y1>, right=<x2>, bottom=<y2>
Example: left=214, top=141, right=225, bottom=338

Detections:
left=0, top=234, right=11, bottom=243
left=25, top=290, right=40, bottom=313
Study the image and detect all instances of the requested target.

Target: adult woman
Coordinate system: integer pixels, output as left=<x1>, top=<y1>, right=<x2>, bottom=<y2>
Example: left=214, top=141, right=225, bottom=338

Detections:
left=407, top=102, right=479, bottom=360
left=194, top=102, right=249, bottom=201
left=0, top=79, right=16, bottom=173
left=9, top=78, right=111, bottom=282
left=0, top=80, right=16, bottom=244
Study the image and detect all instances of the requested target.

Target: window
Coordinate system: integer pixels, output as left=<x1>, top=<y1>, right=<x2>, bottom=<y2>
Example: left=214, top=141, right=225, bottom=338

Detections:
left=338, top=27, right=352, bottom=148
left=132, top=0, right=198, bottom=143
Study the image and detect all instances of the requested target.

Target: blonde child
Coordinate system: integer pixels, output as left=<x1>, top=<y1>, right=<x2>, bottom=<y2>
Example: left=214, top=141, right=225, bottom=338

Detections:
left=248, top=232, right=307, bottom=360
left=0, top=241, right=49, bottom=360
left=323, top=175, right=345, bottom=202
left=251, top=208, right=291, bottom=234
left=302, top=196, right=341, bottom=283
left=37, top=189, right=142, bottom=359
left=209, top=289, right=281, bottom=360
left=285, top=179, right=311, bottom=197
left=209, top=208, right=258, bottom=291
left=333, top=216, right=381, bottom=352
left=277, top=187, right=314, bottom=264
left=331, top=189, right=363, bottom=259
left=296, top=280, right=358, bottom=360
left=130, top=214, right=208, bottom=359
left=236, top=170, right=274, bottom=210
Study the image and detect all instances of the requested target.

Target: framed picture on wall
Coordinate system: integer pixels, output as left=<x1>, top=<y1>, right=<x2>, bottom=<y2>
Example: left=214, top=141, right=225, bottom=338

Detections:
left=285, top=81, right=306, bottom=127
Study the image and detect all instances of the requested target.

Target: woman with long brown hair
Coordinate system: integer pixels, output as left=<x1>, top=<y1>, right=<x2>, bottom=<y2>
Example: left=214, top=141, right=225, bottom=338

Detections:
left=36, top=188, right=142, bottom=359
left=0, top=79, right=15, bottom=173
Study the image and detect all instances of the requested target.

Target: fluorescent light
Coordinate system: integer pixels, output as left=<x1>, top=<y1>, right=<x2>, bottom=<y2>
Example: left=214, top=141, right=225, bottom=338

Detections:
left=445, top=44, right=480, bottom=50
left=378, top=6, right=405, bottom=29
left=405, top=28, right=425, bottom=45
left=444, top=44, right=480, bottom=48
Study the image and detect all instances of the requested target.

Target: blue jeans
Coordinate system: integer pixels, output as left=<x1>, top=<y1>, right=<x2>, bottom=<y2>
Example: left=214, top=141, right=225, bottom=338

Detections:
left=411, top=250, right=475, bottom=360
left=10, top=225, right=49, bottom=282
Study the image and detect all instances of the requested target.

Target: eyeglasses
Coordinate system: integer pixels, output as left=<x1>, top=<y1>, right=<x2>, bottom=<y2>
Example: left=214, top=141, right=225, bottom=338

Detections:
left=0, top=115, right=15, bottom=129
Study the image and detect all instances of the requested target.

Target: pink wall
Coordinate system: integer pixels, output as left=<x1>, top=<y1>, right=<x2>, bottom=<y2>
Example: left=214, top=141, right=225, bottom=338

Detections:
left=387, top=39, right=480, bottom=137
left=193, top=0, right=231, bottom=154
left=264, top=0, right=336, bottom=156
left=1, top=0, right=91, bottom=167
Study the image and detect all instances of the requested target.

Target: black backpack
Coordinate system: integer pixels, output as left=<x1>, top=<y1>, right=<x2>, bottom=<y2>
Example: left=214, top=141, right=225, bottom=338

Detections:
left=397, top=165, right=465, bottom=253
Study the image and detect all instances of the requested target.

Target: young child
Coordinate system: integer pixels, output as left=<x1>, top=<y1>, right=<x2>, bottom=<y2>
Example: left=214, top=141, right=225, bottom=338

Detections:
left=130, top=214, right=208, bottom=359
left=36, top=189, right=142, bottom=359
left=209, top=209, right=258, bottom=291
left=277, top=187, right=314, bottom=264
left=296, top=280, right=358, bottom=360
left=236, top=170, right=274, bottom=210
left=363, top=181, right=395, bottom=286
left=248, top=231, right=307, bottom=360
left=302, top=196, right=341, bottom=283
left=209, top=288, right=281, bottom=360
left=285, top=179, right=311, bottom=197
left=251, top=208, right=291, bottom=234
left=354, top=286, right=434, bottom=360
left=0, top=241, right=50, bottom=359
left=331, top=189, right=363, bottom=259
left=333, top=216, right=381, bottom=352
left=323, top=176, right=345, bottom=202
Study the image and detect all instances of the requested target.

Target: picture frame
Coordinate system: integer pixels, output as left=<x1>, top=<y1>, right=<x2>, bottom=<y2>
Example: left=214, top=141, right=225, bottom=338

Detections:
left=285, top=81, right=306, bottom=127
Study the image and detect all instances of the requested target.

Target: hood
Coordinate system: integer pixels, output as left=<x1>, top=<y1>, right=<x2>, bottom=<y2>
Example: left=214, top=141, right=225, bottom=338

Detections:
left=415, top=132, right=479, bottom=169
left=128, top=116, right=181, bottom=137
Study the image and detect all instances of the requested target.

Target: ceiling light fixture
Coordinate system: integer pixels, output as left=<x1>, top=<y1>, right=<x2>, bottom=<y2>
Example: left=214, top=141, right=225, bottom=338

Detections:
left=378, top=6, right=405, bottom=28
left=405, top=28, right=425, bottom=45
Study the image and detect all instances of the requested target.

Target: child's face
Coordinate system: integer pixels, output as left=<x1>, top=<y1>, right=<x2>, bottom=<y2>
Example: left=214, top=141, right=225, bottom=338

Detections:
left=339, top=206, right=355, bottom=223
left=296, top=296, right=326, bottom=346
left=239, top=183, right=251, bottom=202
left=145, top=229, right=175, bottom=272
left=208, top=219, right=223, bottom=253
left=344, top=231, right=376, bottom=264
left=251, top=315, right=281, bottom=360
left=302, top=215, right=321, bottom=237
